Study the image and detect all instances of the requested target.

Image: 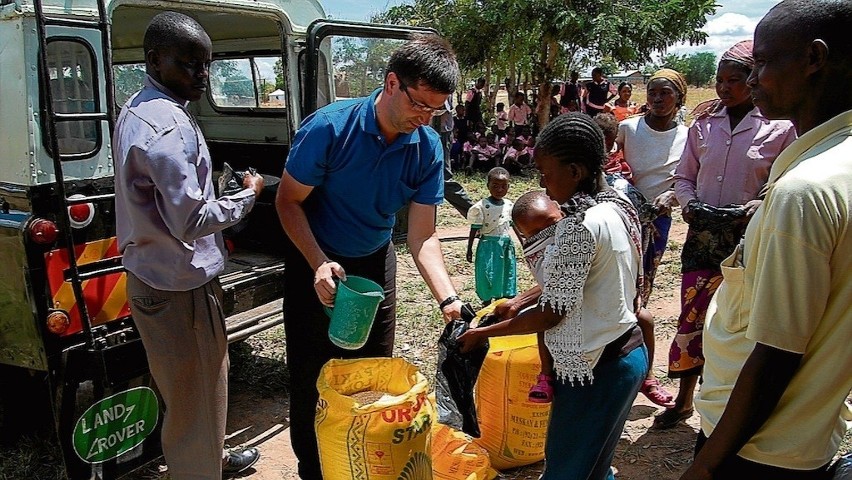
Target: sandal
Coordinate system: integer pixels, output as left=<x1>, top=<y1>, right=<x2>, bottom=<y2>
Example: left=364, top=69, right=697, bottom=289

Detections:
left=528, top=373, right=555, bottom=403
left=640, top=378, right=675, bottom=408
left=653, top=407, right=694, bottom=429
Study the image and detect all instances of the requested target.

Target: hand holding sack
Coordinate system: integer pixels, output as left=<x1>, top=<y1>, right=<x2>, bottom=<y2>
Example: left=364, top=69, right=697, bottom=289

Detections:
left=435, top=303, right=493, bottom=437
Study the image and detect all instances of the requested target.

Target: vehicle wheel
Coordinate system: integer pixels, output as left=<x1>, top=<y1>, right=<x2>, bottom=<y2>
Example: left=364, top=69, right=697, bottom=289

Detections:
left=0, top=365, right=52, bottom=444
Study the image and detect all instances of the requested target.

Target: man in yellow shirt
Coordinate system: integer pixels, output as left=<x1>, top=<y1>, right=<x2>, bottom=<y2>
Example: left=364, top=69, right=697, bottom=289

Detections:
left=680, top=1, right=852, bottom=479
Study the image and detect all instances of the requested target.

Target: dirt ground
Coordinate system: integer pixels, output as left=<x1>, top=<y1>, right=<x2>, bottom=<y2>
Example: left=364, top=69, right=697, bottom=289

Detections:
left=126, top=218, right=695, bottom=480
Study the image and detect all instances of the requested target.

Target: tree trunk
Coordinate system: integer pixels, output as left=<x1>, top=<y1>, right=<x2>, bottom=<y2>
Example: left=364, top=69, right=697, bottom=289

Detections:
left=484, top=57, right=494, bottom=122
left=535, top=36, right=559, bottom=129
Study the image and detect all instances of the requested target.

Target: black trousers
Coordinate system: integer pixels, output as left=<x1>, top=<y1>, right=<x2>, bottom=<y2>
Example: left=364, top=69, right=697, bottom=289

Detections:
left=440, top=129, right=474, bottom=218
left=694, top=431, right=833, bottom=480
left=282, top=239, right=397, bottom=480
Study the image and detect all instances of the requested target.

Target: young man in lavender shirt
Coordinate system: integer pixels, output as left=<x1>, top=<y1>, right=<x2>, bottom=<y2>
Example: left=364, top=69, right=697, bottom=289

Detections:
left=113, top=11, right=263, bottom=479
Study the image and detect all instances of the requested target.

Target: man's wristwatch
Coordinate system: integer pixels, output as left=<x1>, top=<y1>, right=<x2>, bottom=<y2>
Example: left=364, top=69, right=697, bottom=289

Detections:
left=439, top=295, right=460, bottom=310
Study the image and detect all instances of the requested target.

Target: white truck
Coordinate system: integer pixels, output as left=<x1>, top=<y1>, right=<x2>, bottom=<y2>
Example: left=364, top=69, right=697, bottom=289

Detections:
left=0, top=0, right=426, bottom=476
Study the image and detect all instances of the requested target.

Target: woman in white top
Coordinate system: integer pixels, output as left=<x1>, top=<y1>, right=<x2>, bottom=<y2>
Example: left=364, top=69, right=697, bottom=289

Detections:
left=459, top=113, right=647, bottom=480
left=616, top=68, right=688, bottom=302
left=613, top=70, right=688, bottom=418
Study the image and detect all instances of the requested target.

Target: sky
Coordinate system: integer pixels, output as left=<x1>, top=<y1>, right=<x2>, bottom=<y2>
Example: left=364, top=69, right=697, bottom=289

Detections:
left=321, top=0, right=783, bottom=62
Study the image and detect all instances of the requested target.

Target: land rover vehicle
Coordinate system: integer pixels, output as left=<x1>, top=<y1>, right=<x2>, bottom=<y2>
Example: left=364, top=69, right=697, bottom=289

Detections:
left=0, top=0, right=426, bottom=476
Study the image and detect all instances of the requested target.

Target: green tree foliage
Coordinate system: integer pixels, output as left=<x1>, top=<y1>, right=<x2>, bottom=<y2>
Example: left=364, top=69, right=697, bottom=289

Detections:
left=375, top=0, right=717, bottom=126
left=212, top=60, right=254, bottom=98
left=684, top=51, right=717, bottom=86
left=660, top=51, right=717, bottom=86
left=330, top=37, right=399, bottom=98
left=273, top=59, right=285, bottom=90
left=113, top=64, right=146, bottom=108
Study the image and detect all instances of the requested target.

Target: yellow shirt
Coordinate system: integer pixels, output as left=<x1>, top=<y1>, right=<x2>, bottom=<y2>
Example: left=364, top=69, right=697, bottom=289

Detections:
left=697, top=109, right=852, bottom=470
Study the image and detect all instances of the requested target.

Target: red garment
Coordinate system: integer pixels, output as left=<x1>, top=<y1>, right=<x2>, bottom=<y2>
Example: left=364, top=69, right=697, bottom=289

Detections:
left=603, top=150, right=632, bottom=179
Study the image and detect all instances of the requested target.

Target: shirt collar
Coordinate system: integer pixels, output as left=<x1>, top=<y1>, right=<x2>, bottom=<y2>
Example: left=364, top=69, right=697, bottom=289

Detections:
left=144, top=75, right=190, bottom=107
left=360, top=88, right=419, bottom=145
left=710, top=105, right=767, bottom=136
left=710, top=105, right=763, bottom=120
left=767, top=108, right=852, bottom=185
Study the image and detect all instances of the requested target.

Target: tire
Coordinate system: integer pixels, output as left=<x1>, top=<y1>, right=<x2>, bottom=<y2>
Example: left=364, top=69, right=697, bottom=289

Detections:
left=0, top=365, right=52, bottom=444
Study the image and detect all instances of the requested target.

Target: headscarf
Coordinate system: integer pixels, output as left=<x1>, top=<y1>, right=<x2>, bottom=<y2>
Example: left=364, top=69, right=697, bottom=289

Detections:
left=692, top=40, right=755, bottom=119
left=648, top=68, right=687, bottom=106
left=719, top=39, right=754, bottom=70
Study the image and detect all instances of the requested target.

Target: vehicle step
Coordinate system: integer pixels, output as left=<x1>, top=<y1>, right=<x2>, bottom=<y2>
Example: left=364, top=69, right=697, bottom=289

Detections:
left=226, top=300, right=284, bottom=343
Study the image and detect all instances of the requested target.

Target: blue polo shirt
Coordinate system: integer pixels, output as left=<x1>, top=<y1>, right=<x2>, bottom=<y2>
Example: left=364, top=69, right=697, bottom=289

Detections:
left=285, top=89, right=445, bottom=257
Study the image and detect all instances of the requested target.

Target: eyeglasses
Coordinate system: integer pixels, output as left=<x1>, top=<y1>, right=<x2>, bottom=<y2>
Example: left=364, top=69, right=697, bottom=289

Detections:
left=398, top=80, right=448, bottom=116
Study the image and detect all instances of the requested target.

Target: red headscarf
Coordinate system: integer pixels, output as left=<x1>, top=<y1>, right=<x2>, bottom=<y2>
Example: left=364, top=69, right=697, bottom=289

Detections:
left=691, top=40, right=755, bottom=119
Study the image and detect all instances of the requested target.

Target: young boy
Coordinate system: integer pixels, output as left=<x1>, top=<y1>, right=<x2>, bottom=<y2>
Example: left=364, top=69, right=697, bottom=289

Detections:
left=513, top=190, right=666, bottom=405
left=466, top=167, right=519, bottom=305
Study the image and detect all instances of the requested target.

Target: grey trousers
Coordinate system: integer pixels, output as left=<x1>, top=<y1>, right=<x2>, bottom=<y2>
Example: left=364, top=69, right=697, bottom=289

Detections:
left=127, top=272, right=228, bottom=480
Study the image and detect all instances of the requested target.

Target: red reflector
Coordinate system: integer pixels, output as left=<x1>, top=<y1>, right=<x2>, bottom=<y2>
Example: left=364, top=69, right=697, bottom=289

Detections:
left=29, top=218, right=59, bottom=244
left=69, top=204, right=91, bottom=222
left=46, top=310, right=71, bottom=335
left=67, top=195, right=95, bottom=228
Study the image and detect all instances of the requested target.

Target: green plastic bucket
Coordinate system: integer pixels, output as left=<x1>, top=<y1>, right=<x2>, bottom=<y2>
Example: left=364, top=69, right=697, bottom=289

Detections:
left=324, top=276, right=385, bottom=350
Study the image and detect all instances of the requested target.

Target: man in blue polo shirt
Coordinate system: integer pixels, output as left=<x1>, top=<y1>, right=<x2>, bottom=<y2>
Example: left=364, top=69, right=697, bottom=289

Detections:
left=275, top=35, right=464, bottom=480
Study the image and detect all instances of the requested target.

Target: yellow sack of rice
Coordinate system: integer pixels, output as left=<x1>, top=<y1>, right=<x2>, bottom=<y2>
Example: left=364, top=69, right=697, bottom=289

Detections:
left=473, top=334, right=551, bottom=470
left=431, top=422, right=497, bottom=480
left=316, top=357, right=434, bottom=480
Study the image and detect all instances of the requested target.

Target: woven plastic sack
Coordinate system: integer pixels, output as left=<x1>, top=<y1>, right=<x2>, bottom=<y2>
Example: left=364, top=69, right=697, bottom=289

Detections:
left=473, top=333, right=551, bottom=470
left=431, top=422, right=498, bottom=480
left=316, top=357, right=434, bottom=480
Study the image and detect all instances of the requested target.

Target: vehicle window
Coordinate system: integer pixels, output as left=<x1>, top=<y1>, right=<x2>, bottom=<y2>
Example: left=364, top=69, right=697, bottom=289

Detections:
left=45, top=39, right=99, bottom=157
left=328, top=36, right=405, bottom=100
left=300, top=49, right=331, bottom=110
left=209, top=56, right=284, bottom=109
left=113, top=63, right=146, bottom=112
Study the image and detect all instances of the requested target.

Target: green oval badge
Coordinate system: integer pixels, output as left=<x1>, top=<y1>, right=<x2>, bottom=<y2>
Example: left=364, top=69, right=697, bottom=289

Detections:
left=72, top=386, right=159, bottom=464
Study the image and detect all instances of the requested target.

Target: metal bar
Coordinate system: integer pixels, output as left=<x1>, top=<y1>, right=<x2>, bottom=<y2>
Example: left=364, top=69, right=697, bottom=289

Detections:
left=54, top=112, right=109, bottom=122
left=226, top=306, right=283, bottom=334
left=76, top=264, right=125, bottom=282
left=64, top=193, right=115, bottom=204
left=227, top=315, right=284, bottom=343
left=57, top=151, right=96, bottom=162
left=40, top=17, right=101, bottom=29
left=97, top=0, right=117, bottom=139
left=33, top=0, right=113, bottom=350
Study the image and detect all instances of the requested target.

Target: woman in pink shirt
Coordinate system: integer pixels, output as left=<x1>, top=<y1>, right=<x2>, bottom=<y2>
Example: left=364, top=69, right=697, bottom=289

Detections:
left=656, top=40, right=797, bottom=429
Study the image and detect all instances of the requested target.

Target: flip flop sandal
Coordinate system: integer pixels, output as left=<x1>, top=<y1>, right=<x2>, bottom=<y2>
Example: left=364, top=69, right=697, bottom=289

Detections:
left=653, top=407, right=694, bottom=429
left=528, top=373, right=555, bottom=403
left=640, top=378, right=675, bottom=408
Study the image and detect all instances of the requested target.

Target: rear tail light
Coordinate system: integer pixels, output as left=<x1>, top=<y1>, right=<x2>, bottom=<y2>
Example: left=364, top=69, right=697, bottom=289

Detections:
left=68, top=194, right=95, bottom=228
left=46, top=310, right=71, bottom=335
left=28, top=218, right=59, bottom=244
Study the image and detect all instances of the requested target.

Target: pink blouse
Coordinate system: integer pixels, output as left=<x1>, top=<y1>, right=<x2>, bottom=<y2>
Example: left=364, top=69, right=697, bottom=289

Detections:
left=674, top=107, right=797, bottom=207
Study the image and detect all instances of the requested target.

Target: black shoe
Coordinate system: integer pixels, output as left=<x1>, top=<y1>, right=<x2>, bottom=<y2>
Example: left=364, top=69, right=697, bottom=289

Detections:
left=653, top=407, right=694, bottom=429
left=223, top=447, right=260, bottom=475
